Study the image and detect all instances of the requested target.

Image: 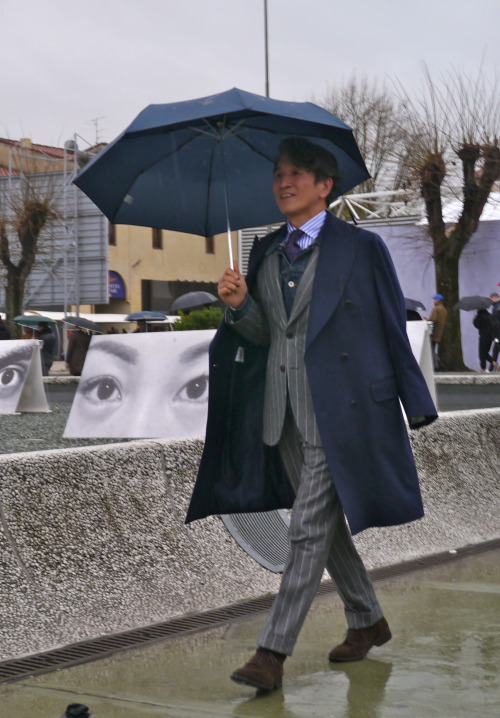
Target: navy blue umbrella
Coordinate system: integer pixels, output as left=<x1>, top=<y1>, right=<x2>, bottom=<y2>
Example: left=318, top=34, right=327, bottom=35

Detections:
left=74, top=88, right=370, bottom=264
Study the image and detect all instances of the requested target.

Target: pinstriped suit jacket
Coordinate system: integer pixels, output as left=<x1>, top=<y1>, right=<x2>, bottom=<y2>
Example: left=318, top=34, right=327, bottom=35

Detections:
left=227, top=245, right=321, bottom=447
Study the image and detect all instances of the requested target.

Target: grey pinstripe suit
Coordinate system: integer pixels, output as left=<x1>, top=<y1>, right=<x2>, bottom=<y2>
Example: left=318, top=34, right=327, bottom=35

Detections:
left=227, top=245, right=383, bottom=656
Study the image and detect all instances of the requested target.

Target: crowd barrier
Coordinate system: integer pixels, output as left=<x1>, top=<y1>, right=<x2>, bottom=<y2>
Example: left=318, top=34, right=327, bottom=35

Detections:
left=0, top=408, right=498, bottom=661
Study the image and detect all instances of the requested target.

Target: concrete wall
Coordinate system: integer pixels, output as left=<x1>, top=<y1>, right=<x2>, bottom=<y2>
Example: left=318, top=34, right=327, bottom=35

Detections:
left=0, top=409, right=499, bottom=661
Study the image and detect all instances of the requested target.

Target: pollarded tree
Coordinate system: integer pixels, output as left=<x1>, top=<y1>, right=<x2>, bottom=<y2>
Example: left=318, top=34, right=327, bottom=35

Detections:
left=0, top=175, right=54, bottom=338
left=396, top=66, right=500, bottom=370
left=318, top=75, right=409, bottom=194
left=320, top=68, right=500, bottom=370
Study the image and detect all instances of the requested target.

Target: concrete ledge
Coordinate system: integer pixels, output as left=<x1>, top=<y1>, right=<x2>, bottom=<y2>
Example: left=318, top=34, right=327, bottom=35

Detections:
left=0, top=409, right=499, bottom=661
left=435, top=373, right=500, bottom=385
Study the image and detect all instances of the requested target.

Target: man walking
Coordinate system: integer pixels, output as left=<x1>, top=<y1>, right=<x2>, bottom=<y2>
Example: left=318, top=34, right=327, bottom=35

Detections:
left=186, top=138, right=437, bottom=691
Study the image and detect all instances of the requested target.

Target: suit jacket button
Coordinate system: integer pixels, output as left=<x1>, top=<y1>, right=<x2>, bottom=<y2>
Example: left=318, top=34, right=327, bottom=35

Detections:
left=349, top=399, right=358, bottom=407
left=286, top=331, right=294, bottom=339
left=280, top=364, right=286, bottom=372
left=344, top=299, right=354, bottom=308
left=341, top=352, right=349, bottom=361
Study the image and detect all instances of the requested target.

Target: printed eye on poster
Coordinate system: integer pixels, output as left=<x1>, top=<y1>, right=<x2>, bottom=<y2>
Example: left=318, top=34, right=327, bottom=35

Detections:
left=64, top=330, right=215, bottom=438
left=0, top=340, right=50, bottom=414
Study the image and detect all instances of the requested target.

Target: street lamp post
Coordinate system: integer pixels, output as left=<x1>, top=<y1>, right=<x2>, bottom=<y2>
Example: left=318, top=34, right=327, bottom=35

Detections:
left=264, top=0, right=269, bottom=97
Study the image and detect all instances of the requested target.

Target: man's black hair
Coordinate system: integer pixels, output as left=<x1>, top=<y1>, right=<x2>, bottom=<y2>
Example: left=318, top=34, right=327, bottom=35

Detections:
left=275, top=137, right=342, bottom=206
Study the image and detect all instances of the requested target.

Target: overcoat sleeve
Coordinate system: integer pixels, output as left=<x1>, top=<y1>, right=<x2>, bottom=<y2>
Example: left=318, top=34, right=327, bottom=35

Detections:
left=371, top=237, right=437, bottom=428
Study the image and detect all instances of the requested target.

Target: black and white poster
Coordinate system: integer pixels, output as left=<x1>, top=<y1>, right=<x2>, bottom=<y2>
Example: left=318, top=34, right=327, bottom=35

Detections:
left=64, top=330, right=215, bottom=438
left=0, top=340, right=50, bottom=414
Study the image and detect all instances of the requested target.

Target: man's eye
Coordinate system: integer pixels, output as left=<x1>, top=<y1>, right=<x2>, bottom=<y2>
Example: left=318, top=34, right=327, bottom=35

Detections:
left=0, top=366, right=23, bottom=388
left=174, top=374, right=209, bottom=403
left=80, top=376, right=122, bottom=403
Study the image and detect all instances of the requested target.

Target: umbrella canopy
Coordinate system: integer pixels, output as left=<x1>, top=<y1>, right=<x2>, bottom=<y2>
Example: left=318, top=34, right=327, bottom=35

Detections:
left=13, top=314, right=57, bottom=328
left=404, top=298, right=426, bottom=312
left=169, top=291, right=218, bottom=313
left=125, top=311, right=167, bottom=321
left=454, top=296, right=492, bottom=311
left=74, top=87, right=370, bottom=244
left=62, top=316, right=102, bottom=333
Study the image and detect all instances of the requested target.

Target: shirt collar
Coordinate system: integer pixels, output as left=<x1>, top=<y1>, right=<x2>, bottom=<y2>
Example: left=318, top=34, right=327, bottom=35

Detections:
left=286, top=210, right=327, bottom=242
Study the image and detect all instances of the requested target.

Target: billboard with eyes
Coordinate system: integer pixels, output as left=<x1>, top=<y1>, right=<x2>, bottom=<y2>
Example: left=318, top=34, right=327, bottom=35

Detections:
left=63, top=330, right=215, bottom=438
left=0, top=340, right=50, bottom=414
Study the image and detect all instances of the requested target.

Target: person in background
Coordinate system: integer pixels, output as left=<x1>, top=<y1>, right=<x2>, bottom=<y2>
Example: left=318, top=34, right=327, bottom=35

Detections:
left=0, top=319, right=11, bottom=340
left=37, top=322, right=56, bottom=376
left=66, top=329, right=92, bottom=376
left=427, top=294, right=448, bottom=371
left=489, top=293, right=500, bottom=368
left=133, top=319, right=147, bottom=333
left=473, top=308, right=496, bottom=372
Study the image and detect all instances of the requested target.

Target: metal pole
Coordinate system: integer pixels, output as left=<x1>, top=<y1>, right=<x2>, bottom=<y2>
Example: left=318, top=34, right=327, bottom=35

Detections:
left=264, top=0, right=269, bottom=97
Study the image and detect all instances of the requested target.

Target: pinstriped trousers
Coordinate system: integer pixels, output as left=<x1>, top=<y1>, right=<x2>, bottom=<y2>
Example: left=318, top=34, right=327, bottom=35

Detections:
left=258, top=409, right=383, bottom=656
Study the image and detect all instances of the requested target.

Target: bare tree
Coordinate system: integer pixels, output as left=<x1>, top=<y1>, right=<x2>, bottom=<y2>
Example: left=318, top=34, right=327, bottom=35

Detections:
left=318, top=75, right=408, bottom=194
left=395, top=66, right=500, bottom=369
left=0, top=173, right=54, bottom=338
left=320, top=68, right=500, bottom=370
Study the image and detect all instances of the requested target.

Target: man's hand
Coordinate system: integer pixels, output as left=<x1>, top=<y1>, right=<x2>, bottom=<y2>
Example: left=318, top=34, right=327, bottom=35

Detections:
left=218, top=261, right=248, bottom=308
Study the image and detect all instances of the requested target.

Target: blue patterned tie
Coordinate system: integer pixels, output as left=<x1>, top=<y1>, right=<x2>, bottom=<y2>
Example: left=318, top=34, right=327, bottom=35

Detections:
left=283, top=229, right=305, bottom=263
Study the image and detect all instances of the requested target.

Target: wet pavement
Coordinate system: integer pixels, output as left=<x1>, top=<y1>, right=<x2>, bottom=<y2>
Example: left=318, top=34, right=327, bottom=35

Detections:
left=2, top=548, right=499, bottom=718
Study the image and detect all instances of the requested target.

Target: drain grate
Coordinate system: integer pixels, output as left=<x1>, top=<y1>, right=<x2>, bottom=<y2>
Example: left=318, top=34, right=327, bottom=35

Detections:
left=1, top=538, right=498, bottom=684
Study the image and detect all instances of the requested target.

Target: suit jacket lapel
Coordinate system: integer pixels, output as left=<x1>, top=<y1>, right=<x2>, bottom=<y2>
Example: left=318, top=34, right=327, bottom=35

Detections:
left=306, top=213, right=360, bottom=347
left=260, top=252, right=287, bottom=327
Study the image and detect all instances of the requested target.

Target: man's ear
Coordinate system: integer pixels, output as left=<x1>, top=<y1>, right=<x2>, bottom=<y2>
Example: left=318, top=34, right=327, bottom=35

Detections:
left=319, top=177, right=334, bottom=199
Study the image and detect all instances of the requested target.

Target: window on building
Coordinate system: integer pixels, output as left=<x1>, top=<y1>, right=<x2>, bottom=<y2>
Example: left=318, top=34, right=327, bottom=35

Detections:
left=152, top=227, right=163, bottom=249
left=108, top=223, right=116, bottom=246
left=205, top=235, right=215, bottom=254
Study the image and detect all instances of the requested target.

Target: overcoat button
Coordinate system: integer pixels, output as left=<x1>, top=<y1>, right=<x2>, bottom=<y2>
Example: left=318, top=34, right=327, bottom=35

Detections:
left=344, top=299, right=354, bottom=308
left=280, top=365, right=286, bottom=372
left=286, top=332, right=294, bottom=339
left=349, top=399, right=358, bottom=407
left=341, top=352, right=349, bottom=361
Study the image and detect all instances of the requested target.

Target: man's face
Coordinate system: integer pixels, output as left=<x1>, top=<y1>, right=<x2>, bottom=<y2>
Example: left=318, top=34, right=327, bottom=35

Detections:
left=273, top=158, right=333, bottom=227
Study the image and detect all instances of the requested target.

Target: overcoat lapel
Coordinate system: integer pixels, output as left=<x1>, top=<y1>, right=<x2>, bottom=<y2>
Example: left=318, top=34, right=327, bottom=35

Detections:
left=306, top=214, right=360, bottom=347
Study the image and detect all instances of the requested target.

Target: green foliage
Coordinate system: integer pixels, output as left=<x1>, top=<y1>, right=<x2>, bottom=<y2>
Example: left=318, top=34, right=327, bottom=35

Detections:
left=172, top=306, right=223, bottom=331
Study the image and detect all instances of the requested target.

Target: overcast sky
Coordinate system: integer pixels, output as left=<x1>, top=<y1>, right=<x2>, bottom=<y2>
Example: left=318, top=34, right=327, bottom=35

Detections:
left=2, top=0, right=499, bottom=148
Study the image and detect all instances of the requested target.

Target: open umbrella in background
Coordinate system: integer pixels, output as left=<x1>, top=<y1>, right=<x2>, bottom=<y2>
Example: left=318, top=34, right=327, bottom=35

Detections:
left=74, top=87, right=370, bottom=266
left=13, top=315, right=58, bottom=337
left=125, top=310, right=167, bottom=332
left=169, top=291, right=218, bottom=313
left=62, top=316, right=102, bottom=333
left=125, top=311, right=167, bottom=321
left=13, top=314, right=57, bottom=328
left=454, top=296, right=492, bottom=311
left=404, top=298, right=426, bottom=313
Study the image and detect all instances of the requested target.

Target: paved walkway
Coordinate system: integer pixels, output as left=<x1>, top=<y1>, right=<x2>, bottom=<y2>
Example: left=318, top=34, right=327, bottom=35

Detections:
left=2, top=548, right=498, bottom=718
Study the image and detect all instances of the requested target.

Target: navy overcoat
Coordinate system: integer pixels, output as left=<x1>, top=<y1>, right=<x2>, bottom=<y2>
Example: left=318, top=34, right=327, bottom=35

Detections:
left=186, top=213, right=437, bottom=534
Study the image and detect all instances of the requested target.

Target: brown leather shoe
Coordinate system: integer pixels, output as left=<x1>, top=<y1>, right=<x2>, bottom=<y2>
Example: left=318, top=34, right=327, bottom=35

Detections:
left=231, top=647, right=286, bottom=690
left=328, top=617, right=392, bottom=662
